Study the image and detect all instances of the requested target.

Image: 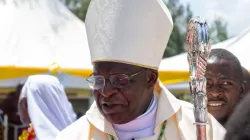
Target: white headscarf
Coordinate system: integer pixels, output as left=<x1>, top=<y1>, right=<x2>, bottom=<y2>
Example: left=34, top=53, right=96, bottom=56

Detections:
left=20, top=75, right=77, bottom=140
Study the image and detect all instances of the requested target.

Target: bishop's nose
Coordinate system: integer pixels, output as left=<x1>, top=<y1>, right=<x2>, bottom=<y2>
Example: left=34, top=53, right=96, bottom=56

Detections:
left=101, top=80, right=117, bottom=97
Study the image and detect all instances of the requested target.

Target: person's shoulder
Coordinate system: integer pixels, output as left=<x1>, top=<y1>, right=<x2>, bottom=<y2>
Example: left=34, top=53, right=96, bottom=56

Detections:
left=177, top=99, right=226, bottom=139
left=175, top=99, right=194, bottom=121
left=179, top=99, right=193, bottom=108
left=178, top=99, right=194, bottom=111
left=56, top=115, right=91, bottom=140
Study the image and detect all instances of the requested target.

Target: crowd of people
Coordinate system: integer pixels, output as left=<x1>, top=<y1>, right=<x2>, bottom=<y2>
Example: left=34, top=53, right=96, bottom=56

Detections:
left=0, top=0, right=250, bottom=139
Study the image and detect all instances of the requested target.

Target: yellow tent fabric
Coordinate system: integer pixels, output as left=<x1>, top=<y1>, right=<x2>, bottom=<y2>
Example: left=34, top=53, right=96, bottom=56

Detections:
left=0, top=65, right=189, bottom=85
left=0, top=66, right=92, bottom=80
left=0, top=66, right=48, bottom=79
left=158, top=71, right=189, bottom=85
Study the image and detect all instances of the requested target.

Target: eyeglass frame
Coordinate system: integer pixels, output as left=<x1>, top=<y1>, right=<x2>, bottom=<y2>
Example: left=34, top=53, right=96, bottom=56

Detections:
left=86, top=69, right=146, bottom=90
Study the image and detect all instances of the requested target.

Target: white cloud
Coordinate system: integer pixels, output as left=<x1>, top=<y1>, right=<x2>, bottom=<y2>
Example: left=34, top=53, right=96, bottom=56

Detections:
left=180, top=0, right=250, bottom=36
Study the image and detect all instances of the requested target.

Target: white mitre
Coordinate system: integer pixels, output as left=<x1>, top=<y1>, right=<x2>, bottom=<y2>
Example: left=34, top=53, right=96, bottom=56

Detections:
left=85, top=0, right=173, bottom=70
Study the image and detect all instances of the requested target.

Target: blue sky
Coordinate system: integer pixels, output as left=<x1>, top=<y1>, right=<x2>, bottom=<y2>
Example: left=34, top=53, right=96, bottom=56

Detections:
left=178, top=0, right=250, bottom=37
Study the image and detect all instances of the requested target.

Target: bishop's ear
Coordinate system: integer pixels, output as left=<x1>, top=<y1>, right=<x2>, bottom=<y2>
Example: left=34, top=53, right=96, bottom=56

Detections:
left=147, top=69, right=158, bottom=88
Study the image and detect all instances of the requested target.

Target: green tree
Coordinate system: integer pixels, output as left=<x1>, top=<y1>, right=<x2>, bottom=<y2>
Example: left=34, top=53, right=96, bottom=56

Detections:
left=163, top=0, right=193, bottom=58
left=210, top=17, right=228, bottom=44
left=62, top=0, right=91, bottom=21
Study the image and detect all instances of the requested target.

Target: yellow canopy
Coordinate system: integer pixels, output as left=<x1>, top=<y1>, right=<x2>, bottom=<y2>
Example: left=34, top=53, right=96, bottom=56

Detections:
left=0, top=65, right=189, bottom=85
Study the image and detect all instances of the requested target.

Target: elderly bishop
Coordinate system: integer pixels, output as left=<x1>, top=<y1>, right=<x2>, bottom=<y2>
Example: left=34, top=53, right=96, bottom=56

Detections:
left=57, top=0, right=226, bottom=139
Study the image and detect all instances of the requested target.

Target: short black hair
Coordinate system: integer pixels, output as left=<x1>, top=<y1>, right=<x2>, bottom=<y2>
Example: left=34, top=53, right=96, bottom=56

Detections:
left=225, top=93, right=250, bottom=139
left=209, top=49, right=243, bottom=82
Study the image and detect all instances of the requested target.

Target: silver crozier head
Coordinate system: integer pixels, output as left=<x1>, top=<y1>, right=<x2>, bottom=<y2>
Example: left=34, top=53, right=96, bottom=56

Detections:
left=186, top=16, right=211, bottom=124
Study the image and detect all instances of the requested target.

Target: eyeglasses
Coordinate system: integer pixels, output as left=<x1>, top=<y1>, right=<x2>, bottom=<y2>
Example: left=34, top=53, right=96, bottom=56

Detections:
left=86, top=69, right=145, bottom=90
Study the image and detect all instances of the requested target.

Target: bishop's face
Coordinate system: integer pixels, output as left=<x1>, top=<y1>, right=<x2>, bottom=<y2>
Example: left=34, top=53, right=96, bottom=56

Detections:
left=90, top=62, right=157, bottom=124
left=205, top=58, right=245, bottom=125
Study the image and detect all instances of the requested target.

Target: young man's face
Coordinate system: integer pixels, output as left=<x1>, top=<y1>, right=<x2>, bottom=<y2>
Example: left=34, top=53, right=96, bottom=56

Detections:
left=205, top=59, right=245, bottom=124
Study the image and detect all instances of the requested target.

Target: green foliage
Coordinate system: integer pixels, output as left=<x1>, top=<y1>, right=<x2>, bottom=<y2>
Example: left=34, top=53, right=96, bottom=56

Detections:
left=62, top=0, right=91, bottom=21
left=163, top=0, right=193, bottom=58
left=210, top=17, right=228, bottom=44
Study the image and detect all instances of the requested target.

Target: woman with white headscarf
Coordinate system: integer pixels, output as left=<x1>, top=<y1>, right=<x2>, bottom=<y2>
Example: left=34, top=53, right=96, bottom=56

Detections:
left=18, top=75, right=77, bottom=140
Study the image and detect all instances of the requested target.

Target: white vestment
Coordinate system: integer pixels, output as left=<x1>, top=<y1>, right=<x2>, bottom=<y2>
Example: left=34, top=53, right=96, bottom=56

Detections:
left=56, top=81, right=226, bottom=140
